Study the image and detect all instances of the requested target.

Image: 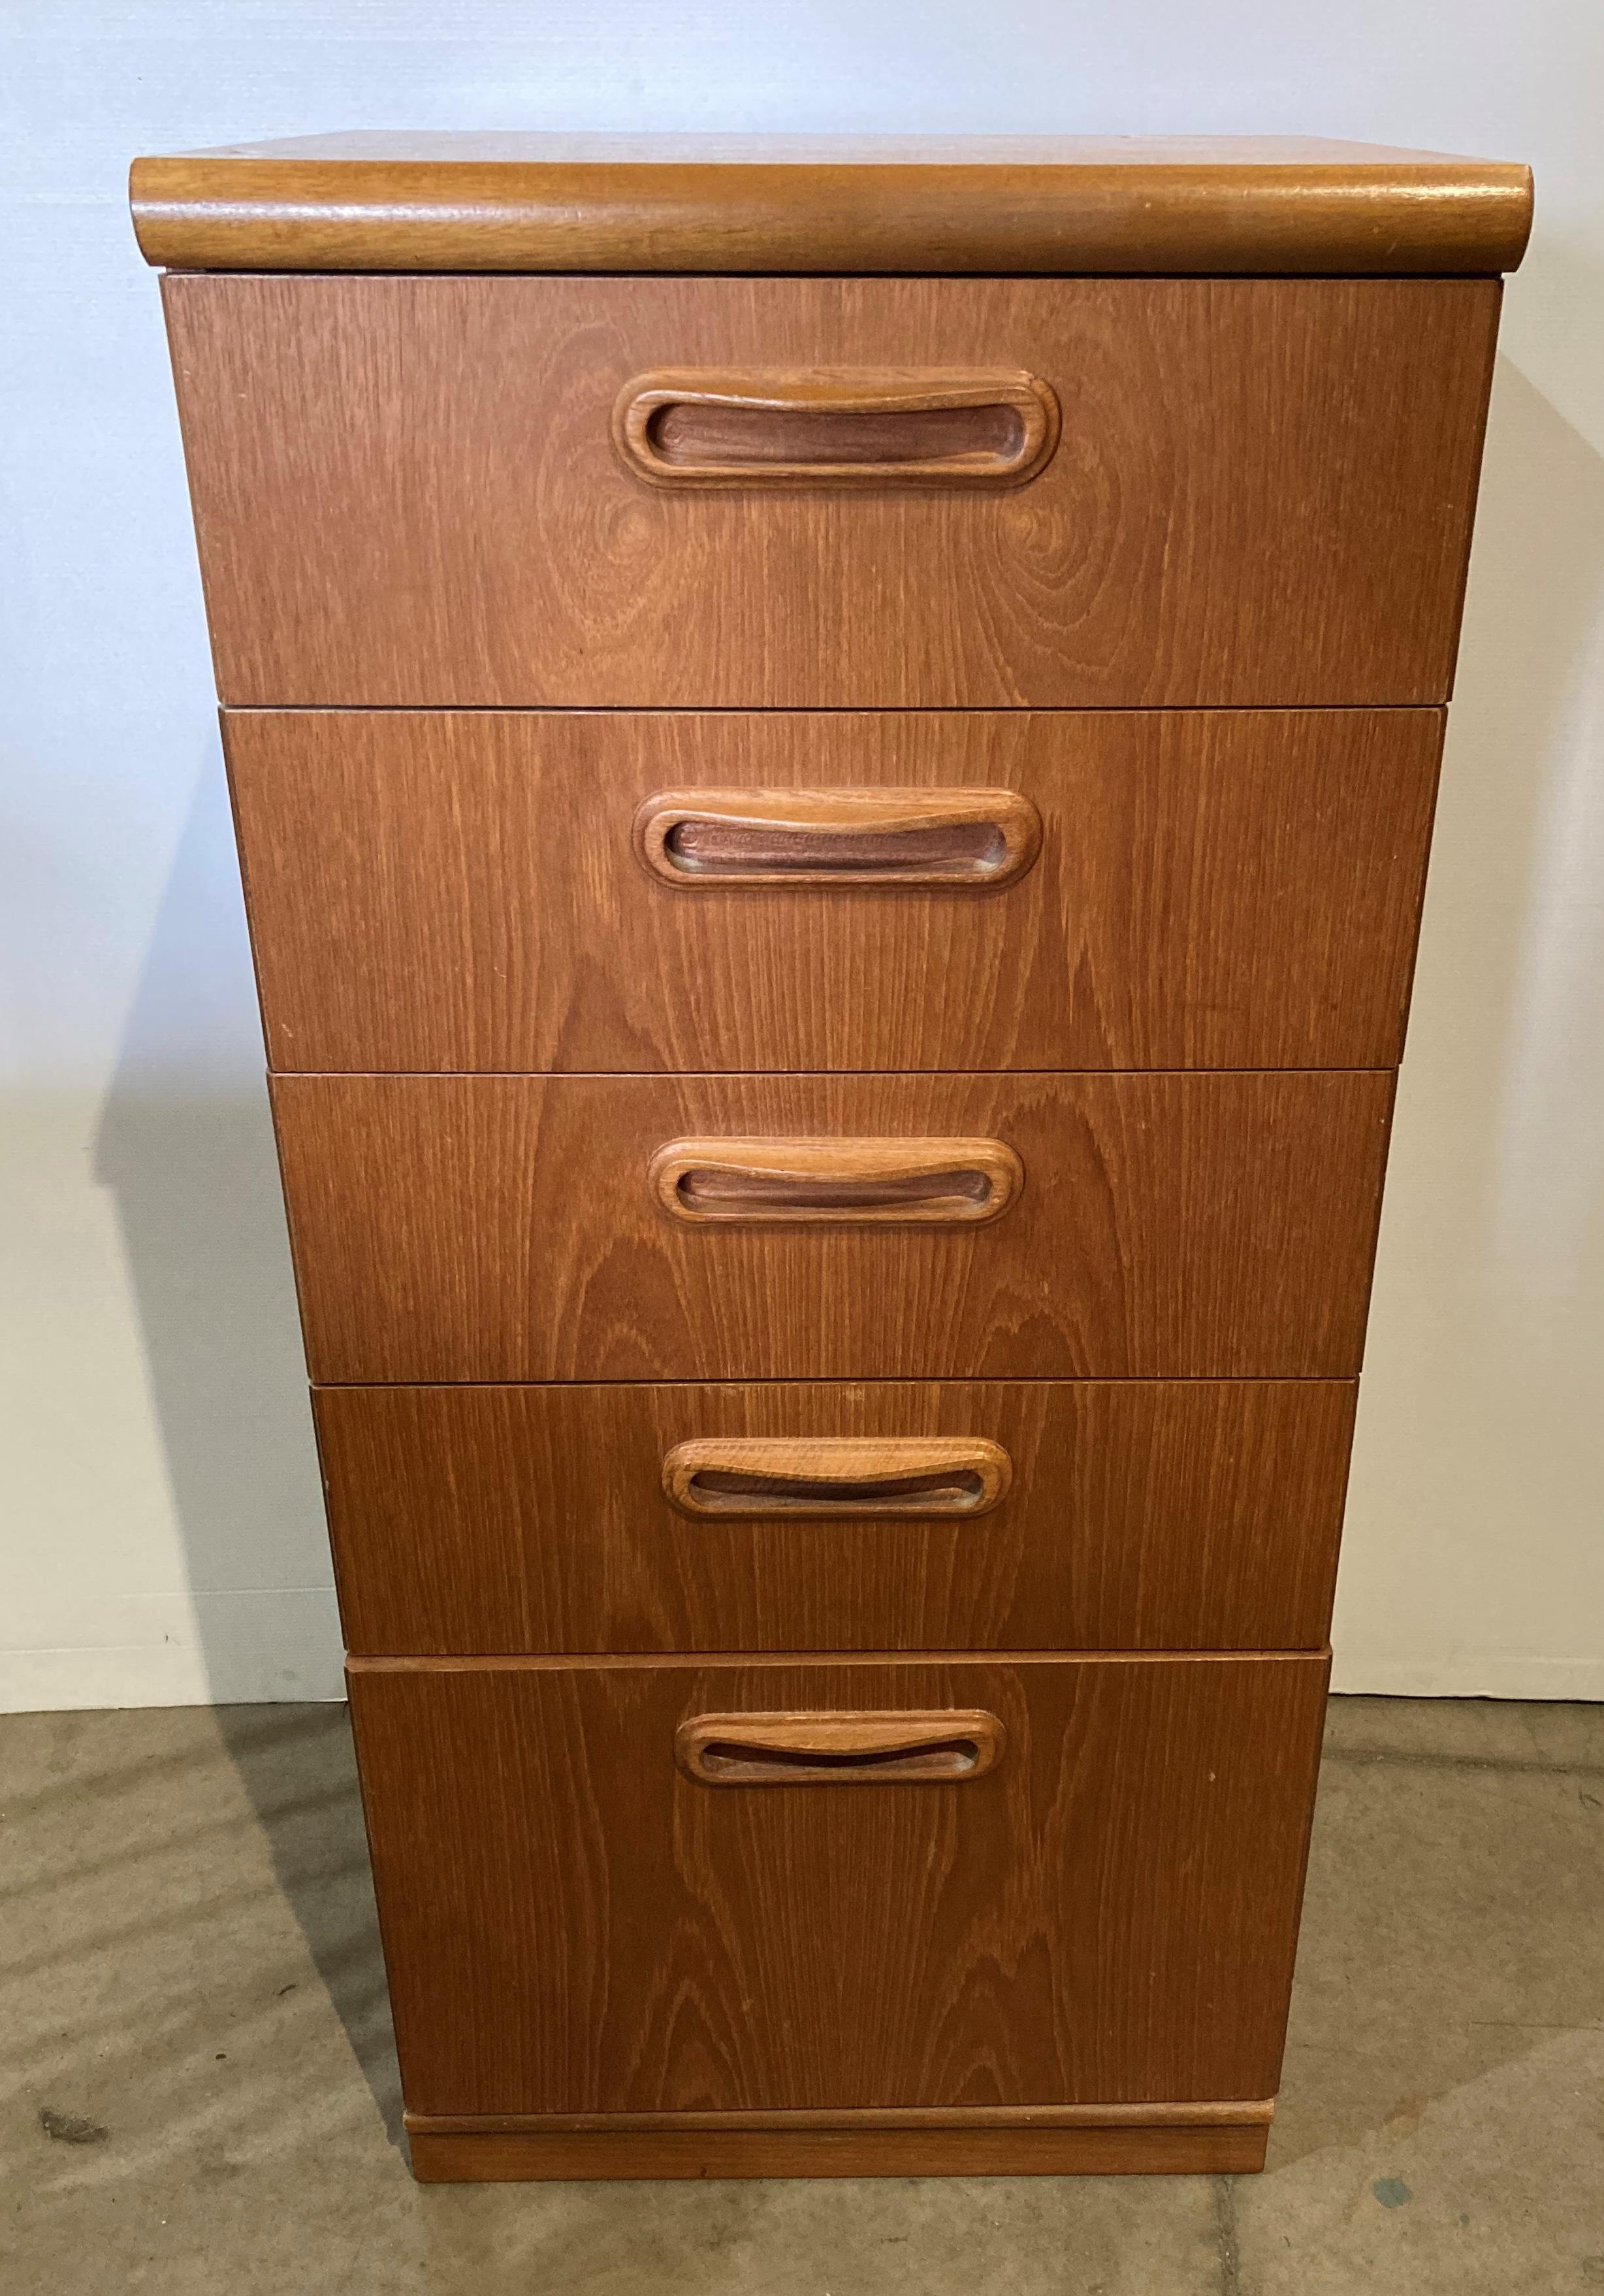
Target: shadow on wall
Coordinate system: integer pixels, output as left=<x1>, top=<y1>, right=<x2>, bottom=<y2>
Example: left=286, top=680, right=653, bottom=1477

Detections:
left=89, top=741, right=396, bottom=2128
left=1337, top=349, right=1604, bottom=1692
left=93, top=739, right=334, bottom=1707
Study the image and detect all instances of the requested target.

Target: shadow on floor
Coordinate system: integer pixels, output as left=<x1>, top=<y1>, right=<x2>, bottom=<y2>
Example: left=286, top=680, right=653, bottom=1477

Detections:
left=208, top=1702, right=404, bottom=2145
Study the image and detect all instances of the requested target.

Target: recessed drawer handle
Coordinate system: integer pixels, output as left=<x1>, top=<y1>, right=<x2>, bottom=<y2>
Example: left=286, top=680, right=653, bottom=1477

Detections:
left=634, top=787, right=1042, bottom=890
left=662, top=1436, right=1013, bottom=1519
left=648, top=1137, right=1024, bottom=1226
left=675, top=1710, right=1006, bottom=1787
left=613, top=368, right=1060, bottom=489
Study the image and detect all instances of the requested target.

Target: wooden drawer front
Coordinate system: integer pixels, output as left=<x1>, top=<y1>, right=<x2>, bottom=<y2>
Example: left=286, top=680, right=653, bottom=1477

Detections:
left=318, top=1380, right=1353, bottom=1656
left=347, top=1652, right=1328, bottom=2114
left=230, top=708, right=1441, bottom=1075
left=167, top=274, right=1497, bottom=709
left=273, top=1071, right=1391, bottom=1383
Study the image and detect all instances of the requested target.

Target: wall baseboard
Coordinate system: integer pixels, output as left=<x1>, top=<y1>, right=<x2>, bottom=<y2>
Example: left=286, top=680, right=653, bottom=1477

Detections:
left=4, top=1604, right=1599, bottom=1713
left=0, top=1587, right=344, bottom=1712
left=1330, top=1655, right=1604, bottom=1700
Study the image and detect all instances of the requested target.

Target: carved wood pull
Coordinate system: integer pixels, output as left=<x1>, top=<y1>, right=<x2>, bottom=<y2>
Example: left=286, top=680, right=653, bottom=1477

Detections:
left=648, top=1137, right=1024, bottom=1226
left=613, top=369, right=1060, bottom=489
left=634, top=788, right=1042, bottom=890
left=675, top=1710, right=1006, bottom=1786
left=662, top=1436, right=1013, bottom=1519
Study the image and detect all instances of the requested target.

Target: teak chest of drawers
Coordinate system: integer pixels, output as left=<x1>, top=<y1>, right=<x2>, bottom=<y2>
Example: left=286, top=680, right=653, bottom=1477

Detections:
left=135, top=132, right=1532, bottom=2183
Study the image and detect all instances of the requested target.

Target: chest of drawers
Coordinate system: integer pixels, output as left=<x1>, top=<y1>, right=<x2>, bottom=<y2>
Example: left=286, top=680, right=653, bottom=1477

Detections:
left=134, top=132, right=1531, bottom=2182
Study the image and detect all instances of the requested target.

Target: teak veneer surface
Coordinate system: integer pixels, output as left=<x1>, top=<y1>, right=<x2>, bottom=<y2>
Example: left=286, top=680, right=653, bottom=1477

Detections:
left=130, top=133, right=1533, bottom=276
left=411, top=2100, right=1273, bottom=2130
left=315, top=1380, right=1355, bottom=1656
left=345, top=1653, right=1329, bottom=2116
left=229, top=709, right=1443, bottom=1075
left=165, top=274, right=1499, bottom=709
left=271, top=1071, right=1394, bottom=1383
left=138, top=125, right=1526, bottom=2184
left=405, top=2119, right=1269, bottom=2181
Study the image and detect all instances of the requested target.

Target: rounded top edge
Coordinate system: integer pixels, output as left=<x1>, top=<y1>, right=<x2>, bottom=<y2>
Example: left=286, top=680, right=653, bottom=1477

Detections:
left=127, top=138, right=1534, bottom=276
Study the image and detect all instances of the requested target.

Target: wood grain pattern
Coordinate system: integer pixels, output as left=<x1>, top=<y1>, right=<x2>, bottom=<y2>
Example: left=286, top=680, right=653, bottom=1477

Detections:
left=673, top=1709, right=1007, bottom=1785
left=129, top=132, right=1533, bottom=276
left=272, top=1071, right=1393, bottom=1383
left=345, top=1651, right=1330, bottom=2114
left=143, top=144, right=1511, bottom=2186
left=660, top=1433, right=1014, bottom=1521
left=226, top=709, right=1443, bottom=1075
left=409, top=2097, right=1276, bottom=2130
left=613, top=368, right=1059, bottom=487
left=312, top=1379, right=1354, bottom=1655
left=406, top=2117, right=1270, bottom=2181
left=168, top=276, right=1500, bottom=709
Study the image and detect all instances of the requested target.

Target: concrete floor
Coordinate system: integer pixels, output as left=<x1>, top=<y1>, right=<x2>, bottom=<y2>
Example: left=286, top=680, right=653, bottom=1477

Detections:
left=3, top=1698, right=1601, bottom=2294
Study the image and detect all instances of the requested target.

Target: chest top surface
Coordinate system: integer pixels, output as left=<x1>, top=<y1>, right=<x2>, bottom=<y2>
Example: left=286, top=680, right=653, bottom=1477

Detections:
left=129, top=131, right=1532, bottom=276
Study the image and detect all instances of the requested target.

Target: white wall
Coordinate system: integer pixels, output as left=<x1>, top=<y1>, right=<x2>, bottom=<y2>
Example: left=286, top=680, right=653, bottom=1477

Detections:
left=3, top=2, right=1601, bottom=1709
